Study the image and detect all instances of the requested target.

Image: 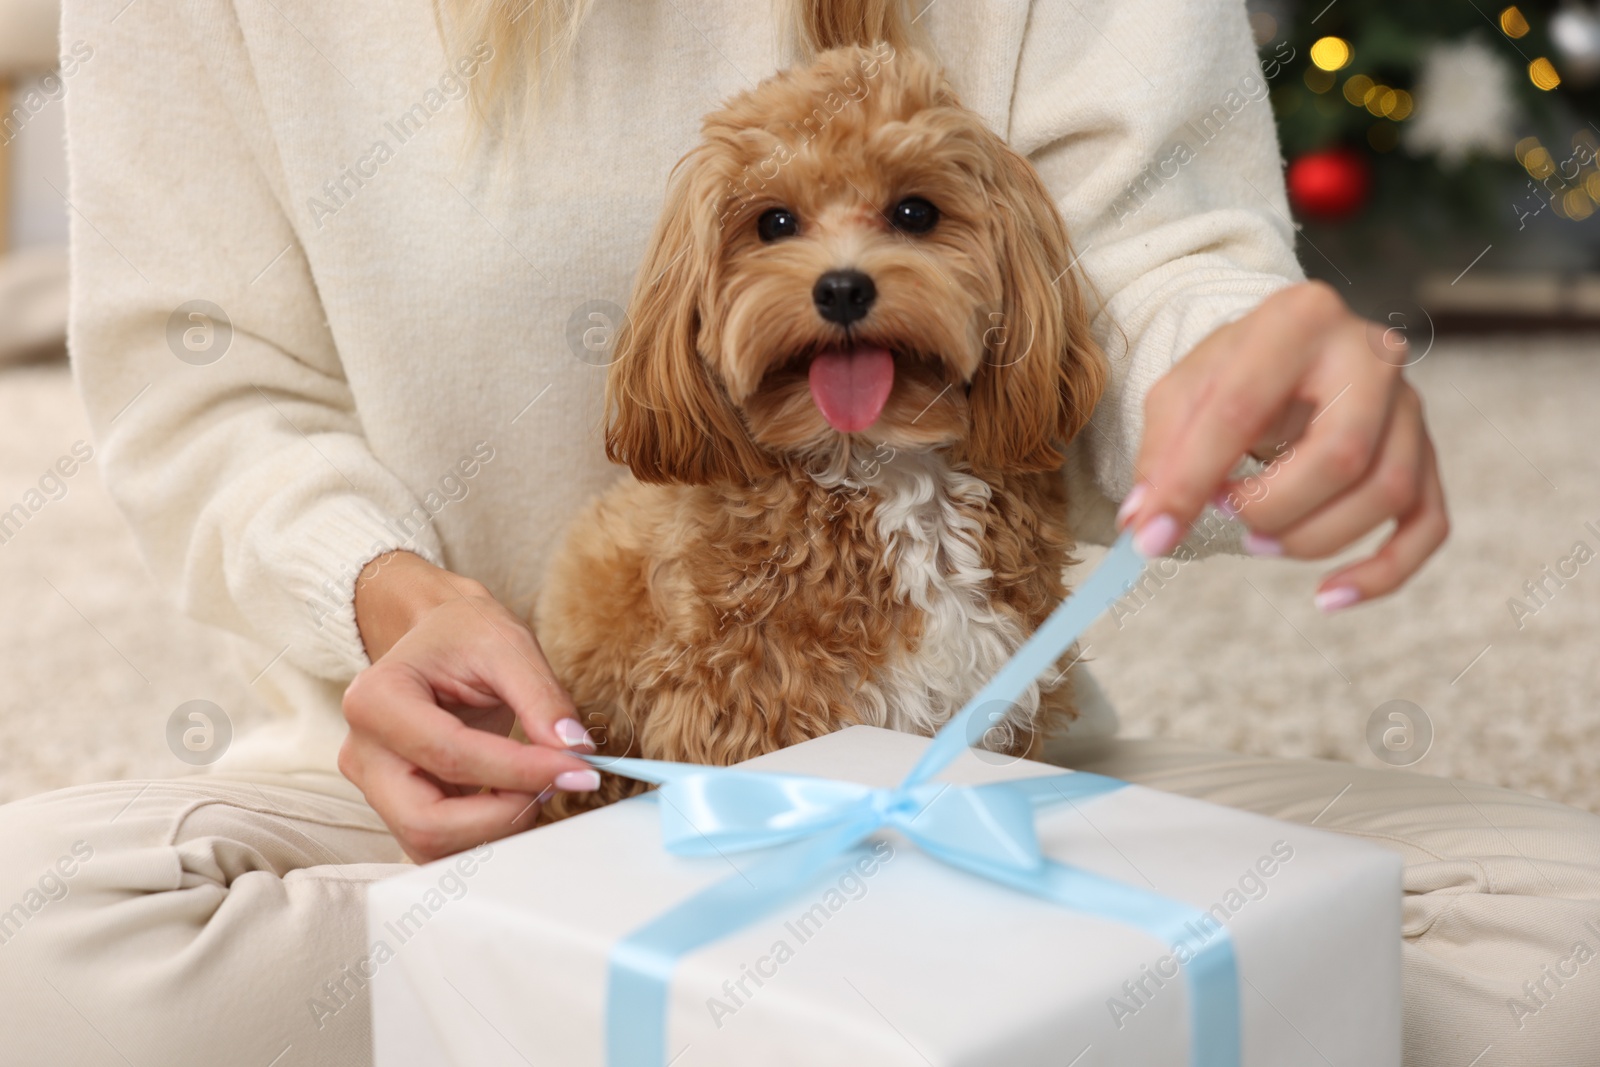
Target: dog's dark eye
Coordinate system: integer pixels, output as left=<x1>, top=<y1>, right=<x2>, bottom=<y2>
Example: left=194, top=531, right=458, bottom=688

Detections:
left=890, top=197, right=939, bottom=235
left=757, top=208, right=799, bottom=242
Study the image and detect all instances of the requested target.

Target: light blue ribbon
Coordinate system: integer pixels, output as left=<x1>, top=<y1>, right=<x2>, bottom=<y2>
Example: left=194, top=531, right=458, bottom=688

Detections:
left=584, top=534, right=1241, bottom=1066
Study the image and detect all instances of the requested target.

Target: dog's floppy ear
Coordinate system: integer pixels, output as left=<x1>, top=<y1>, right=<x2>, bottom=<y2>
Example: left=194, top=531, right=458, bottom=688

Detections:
left=963, top=141, right=1107, bottom=474
left=605, top=156, right=776, bottom=485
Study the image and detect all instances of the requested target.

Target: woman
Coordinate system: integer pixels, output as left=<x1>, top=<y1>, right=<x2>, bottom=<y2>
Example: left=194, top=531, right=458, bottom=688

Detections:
left=1, top=0, right=1593, bottom=1064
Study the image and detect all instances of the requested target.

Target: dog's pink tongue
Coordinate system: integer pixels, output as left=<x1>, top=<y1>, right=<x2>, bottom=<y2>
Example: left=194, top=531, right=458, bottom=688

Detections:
left=808, top=347, right=894, bottom=433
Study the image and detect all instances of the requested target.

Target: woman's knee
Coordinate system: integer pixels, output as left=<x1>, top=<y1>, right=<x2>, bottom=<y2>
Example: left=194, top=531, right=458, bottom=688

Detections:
left=0, top=778, right=391, bottom=1066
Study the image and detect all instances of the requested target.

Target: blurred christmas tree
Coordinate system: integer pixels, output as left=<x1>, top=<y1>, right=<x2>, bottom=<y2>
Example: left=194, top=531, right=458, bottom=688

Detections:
left=1252, top=1, right=1600, bottom=243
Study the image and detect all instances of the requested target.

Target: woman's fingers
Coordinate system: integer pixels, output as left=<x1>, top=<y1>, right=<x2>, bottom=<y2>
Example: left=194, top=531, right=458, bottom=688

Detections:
left=343, top=660, right=591, bottom=794
left=343, top=556, right=603, bottom=860
left=1236, top=385, right=1424, bottom=560
left=1312, top=435, right=1449, bottom=609
left=1121, top=283, right=1341, bottom=547
left=453, top=601, right=595, bottom=755
left=1117, top=280, right=1448, bottom=608
left=1224, top=323, right=1402, bottom=537
left=350, top=740, right=545, bottom=863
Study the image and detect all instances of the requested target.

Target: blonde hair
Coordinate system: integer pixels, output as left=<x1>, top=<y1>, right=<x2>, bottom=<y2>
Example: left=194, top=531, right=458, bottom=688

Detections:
left=438, top=0, right=919, bottom=124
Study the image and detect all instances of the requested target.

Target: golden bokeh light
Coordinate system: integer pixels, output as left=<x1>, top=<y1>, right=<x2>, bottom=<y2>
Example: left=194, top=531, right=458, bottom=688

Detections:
left=1564, top=188, right=1595, bottom=221
left=1588, top=172, right=1600, bottom=202
left=1367, top=86, right=1399, bottom=117
left=1528, top=57, right=1561, bottom=90
left=1343, top=74, right=1374, bottom=105
left=1499, top=6, right=1531, bottom=38
left=1523, top=146, right=1555, bottom=179
left=1388, top=89, right=1413, bottom=121
left=1515, top=136, right=1541, bottom=165
left=1310, top=36, right=1353, bottom=71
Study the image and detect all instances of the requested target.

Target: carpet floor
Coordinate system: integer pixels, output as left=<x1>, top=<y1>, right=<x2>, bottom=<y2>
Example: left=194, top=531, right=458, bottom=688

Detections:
left=1, top=334, right=1596, bottom=811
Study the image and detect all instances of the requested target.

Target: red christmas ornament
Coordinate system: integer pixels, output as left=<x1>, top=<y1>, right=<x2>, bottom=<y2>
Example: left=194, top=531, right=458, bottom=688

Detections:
left=1286, top=147, right=1372, bottom=220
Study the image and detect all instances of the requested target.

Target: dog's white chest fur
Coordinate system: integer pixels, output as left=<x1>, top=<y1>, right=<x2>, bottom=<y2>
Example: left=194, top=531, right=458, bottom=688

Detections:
left=833, top=451, right=1046, bottom=742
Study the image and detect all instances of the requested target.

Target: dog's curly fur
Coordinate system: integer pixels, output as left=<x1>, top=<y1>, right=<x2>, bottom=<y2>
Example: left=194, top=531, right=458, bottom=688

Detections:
left=535, top=44, right=1105, bottom=817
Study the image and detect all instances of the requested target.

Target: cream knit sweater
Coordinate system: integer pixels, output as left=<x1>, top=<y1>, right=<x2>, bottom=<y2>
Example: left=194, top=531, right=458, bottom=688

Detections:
left=63, top=0, right=1303, bottom=774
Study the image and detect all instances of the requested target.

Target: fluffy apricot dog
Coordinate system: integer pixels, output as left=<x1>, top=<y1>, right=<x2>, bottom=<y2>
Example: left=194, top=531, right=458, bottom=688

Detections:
left=535, top=43, right=1106, bottom=815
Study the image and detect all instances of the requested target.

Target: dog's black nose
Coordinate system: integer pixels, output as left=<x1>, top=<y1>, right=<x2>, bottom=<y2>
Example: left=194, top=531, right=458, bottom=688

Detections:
left=812, top=270, right=877, bottom=326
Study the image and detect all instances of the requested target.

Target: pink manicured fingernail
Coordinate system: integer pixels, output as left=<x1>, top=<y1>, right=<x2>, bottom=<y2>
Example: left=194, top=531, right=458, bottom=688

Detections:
left=1115, top=484, right=1149, bottom=529
left=1132, top=514, right=1182, bottom=558
left=1212, top=492, right=1239, bottom=520
left=554, top=718, right=596, bottom=750
left=555, top=769, right=601, bottom=792
left=1242, top=532, right=1282, bottom=557
left=1314, top=586, right=1361, bottom=613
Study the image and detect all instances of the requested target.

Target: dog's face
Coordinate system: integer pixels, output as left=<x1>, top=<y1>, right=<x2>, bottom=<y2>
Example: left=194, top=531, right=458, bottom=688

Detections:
left=606, top=44, right=1105, bottom=484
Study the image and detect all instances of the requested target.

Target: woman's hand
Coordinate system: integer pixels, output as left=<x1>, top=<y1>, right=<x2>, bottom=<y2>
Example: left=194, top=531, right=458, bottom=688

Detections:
left=340, top=551, right=597, bottom=862
left=1115, top=281, right=1449, bottom=611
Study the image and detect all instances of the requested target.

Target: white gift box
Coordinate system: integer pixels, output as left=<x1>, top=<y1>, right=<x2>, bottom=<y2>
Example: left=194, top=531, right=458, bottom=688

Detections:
left=368, top=725, right=1402, bottom=1066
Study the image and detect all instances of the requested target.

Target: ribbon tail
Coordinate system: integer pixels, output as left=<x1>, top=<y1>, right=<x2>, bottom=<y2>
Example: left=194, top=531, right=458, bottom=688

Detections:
left=605, top=812, right=883, bottom=1066
left=903, top=533, right=1146, bottom=788
left=582, top=755, right=728, bottom=787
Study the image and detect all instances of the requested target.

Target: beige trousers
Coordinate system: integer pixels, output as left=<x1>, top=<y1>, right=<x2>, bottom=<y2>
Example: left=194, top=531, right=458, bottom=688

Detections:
left=1, top=741, right=1597, bottom=1067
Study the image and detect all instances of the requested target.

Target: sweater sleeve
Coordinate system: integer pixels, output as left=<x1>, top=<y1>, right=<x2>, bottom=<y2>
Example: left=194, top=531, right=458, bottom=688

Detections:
left=1007, top=0, right=1307, bottom=544
left=64, top=0, right=444, bottom=681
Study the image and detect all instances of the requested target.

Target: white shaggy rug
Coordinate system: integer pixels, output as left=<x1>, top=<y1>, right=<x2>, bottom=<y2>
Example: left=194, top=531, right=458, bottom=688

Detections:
left=1, top=335, right=1597, bottom=812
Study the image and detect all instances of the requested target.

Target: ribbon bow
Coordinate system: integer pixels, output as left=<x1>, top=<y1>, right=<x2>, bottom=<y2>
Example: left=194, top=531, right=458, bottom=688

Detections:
left=596, top=756, right=1122, bottom=887
left=586, top=535, right=1241, bottom=1067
